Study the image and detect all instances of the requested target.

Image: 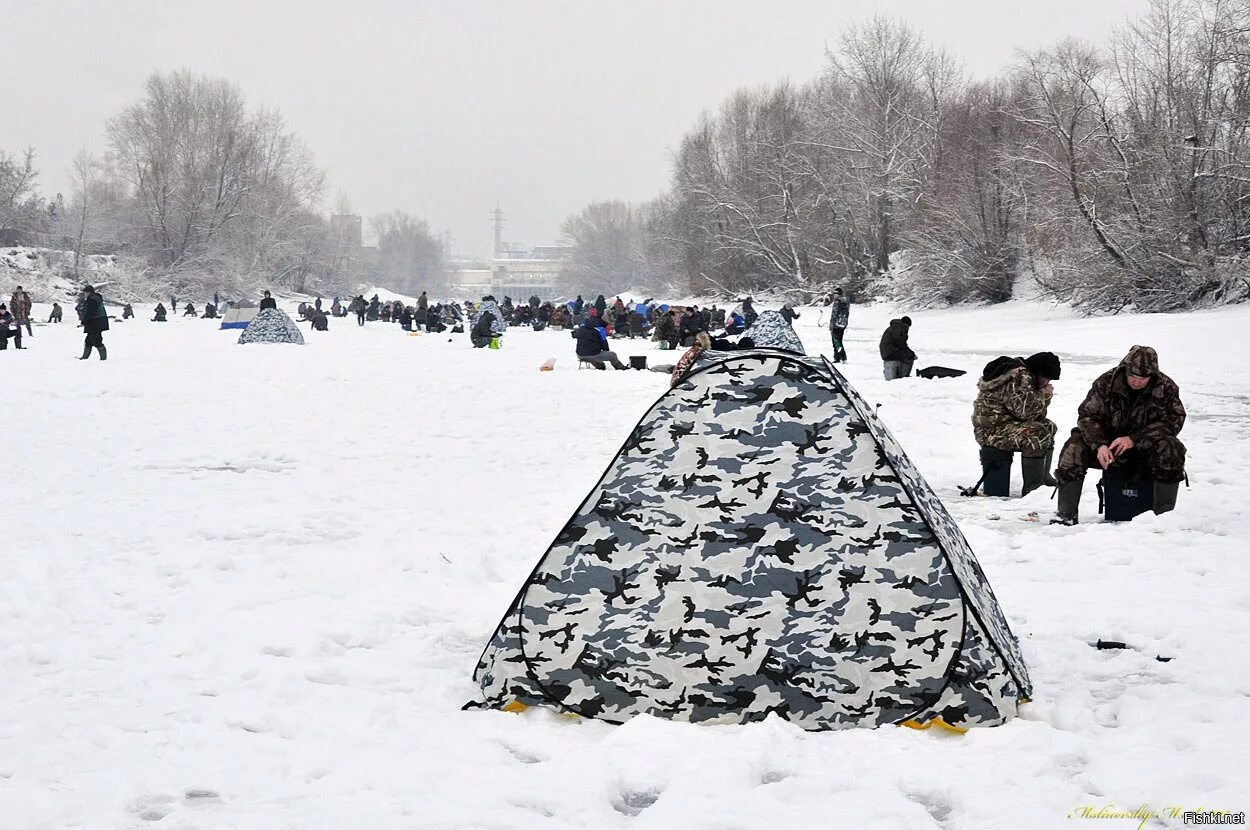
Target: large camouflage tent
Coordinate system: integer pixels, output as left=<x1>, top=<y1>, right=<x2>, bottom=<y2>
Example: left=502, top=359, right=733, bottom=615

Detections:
left=473, top=342, right=1032, bottom=732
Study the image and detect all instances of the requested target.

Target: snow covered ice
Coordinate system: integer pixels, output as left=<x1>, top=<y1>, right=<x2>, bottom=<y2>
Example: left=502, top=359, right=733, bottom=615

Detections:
left=3, top=300, right=1249, bottom=828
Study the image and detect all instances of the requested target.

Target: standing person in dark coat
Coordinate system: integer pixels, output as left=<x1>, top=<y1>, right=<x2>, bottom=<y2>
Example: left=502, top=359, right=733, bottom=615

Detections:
left=314, top=296, right=322, bottom=312
left=78, top=285, right=109, bottom=360
left=829, top=288, right=850, bottom=363
left=780, top=302, right=800, bottom=325
left=9, top=286, right=32, bottom=337
left=259, top=290, right=277, bottom=311
left=574, top=295, right=584, bottom=316
left=593, top=294, right=607, bottom=318
left=879, top=317, right=915, bottom=380
left=1052, top=346, right=1187, bottom=524
left=350, top=295, right=366, bottom=326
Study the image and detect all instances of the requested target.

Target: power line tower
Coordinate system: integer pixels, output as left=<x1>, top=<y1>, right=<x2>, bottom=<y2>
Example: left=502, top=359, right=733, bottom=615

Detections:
left=491, top=202, right=506, bottom=258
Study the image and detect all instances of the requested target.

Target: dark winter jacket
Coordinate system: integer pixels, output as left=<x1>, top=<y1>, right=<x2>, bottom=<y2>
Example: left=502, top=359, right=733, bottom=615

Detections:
left=678, top=310, right=707, bottom=338
left=780, top=305, right=799, bottom=324
left=879, top=319, right=914, bottom=362
left=81, top=292, right=110, bottom=333
left=1075, top=346, right=1185, bottom=453
left=831, top=298, right=850, bottom=329
left=593, top=295, right=607, bottom=317
left=471, top=312, right=496, bottom=341
left=574, top=321, right=608, bottom=357
left=260, top=296, right=277, bottom=311
left=9, top=289, right=31, bottom=325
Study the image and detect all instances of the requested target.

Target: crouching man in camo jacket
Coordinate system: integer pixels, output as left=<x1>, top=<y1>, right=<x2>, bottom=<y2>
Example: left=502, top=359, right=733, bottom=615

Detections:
left=972, top=351, right=1062, bottom=496
left=1052, top=345, right=1186, bottom=525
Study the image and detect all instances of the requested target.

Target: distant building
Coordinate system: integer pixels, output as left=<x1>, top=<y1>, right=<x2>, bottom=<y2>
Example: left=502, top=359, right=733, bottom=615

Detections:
left=449, top=247, right=569, bottom=301
left=329, top=214, right=363, bottom=250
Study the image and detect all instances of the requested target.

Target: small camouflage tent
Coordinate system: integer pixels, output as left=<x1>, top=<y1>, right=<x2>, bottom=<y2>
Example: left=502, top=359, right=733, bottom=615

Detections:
left=237, top=308, right=304, bottom=345
left=473, top=341, right=1032, bottom=731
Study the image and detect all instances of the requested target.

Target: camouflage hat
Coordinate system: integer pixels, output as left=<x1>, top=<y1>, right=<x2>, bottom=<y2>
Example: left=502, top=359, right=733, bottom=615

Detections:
left=1121, top=345, right=1159, bottom=377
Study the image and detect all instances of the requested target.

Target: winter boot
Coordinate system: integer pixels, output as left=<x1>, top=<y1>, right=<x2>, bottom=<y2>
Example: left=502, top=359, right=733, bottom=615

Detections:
left=979, top=447, right=1013, bottom=497
left=1153, top=480, right=1180, bottom=515
left=1042, top=449, right=1058, bottom=487
left=79, top=343, right=92, bottom=360
left=1021, top=455, right=1047, bottom=496
left=1050, top=479, right=1083, bottom=525
left=97, top=344, right=108, bottom=361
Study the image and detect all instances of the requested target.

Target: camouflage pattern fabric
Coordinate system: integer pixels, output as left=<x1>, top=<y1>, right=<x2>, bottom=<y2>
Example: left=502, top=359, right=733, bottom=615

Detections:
left=742, top=310, right=805, bottom=354
left=473, top=350, right=1030, bottom=730
left=972, top=364, right=1057, bottom=455
left=236, top=309, right=304, bottom=345
left=1056, top=346, right=1186, bottom=483
left=472, top=300, right=507, bottom=336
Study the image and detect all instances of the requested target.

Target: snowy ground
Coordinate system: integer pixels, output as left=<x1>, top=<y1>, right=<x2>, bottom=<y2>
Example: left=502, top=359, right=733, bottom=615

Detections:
left=3, top=300, right=1248, bottom=829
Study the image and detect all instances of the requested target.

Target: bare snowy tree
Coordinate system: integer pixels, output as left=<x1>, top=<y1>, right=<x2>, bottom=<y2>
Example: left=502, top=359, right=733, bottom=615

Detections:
left=370, top=210, right=445, bottom=296
left=0, top=147, right=48, bottom=234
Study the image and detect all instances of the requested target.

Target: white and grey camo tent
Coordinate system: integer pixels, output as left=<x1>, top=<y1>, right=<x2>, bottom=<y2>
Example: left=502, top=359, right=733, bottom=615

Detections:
left=237, top=308, right=304, bottom=345
left=473, top=341, right=1032, bottom=731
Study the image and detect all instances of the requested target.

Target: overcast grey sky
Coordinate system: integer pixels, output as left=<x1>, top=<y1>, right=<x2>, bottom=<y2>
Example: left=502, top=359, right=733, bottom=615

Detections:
left=2, top=0, right=1147, bottom=256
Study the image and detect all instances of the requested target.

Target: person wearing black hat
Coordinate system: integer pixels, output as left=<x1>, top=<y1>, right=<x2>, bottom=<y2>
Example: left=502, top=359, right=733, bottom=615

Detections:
left=78, top=284, right=109, bottom=360
left=259, top=290, right=277, bottom=311
left=0, top=303, right=20, bottom=349
left=879, top=316, right=915, bottom=380
left=972, top=352, right=1062, bottom=495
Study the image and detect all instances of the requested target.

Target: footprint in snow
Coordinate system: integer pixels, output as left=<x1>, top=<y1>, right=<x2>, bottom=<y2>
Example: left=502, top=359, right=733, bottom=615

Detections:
left=612, top=789, right=660, bottom=817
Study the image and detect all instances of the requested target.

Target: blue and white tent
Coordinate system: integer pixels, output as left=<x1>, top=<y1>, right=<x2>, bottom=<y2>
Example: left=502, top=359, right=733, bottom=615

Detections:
left=220, top=300, right=259, bottom=330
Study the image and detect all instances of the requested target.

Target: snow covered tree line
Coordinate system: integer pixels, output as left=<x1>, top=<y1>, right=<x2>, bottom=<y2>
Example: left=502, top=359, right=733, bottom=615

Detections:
left=1, top=70, right=443, bottom=300
left=561, top=0, right=1250, bottom=312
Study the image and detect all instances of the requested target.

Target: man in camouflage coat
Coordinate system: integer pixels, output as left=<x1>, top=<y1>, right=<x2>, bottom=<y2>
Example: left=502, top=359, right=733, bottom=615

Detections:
left=1052, top=345, right=1186, bottom=524
left=972, top=352, right=1061, bottom=495
left=10, top=285, right=32, bottom=336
